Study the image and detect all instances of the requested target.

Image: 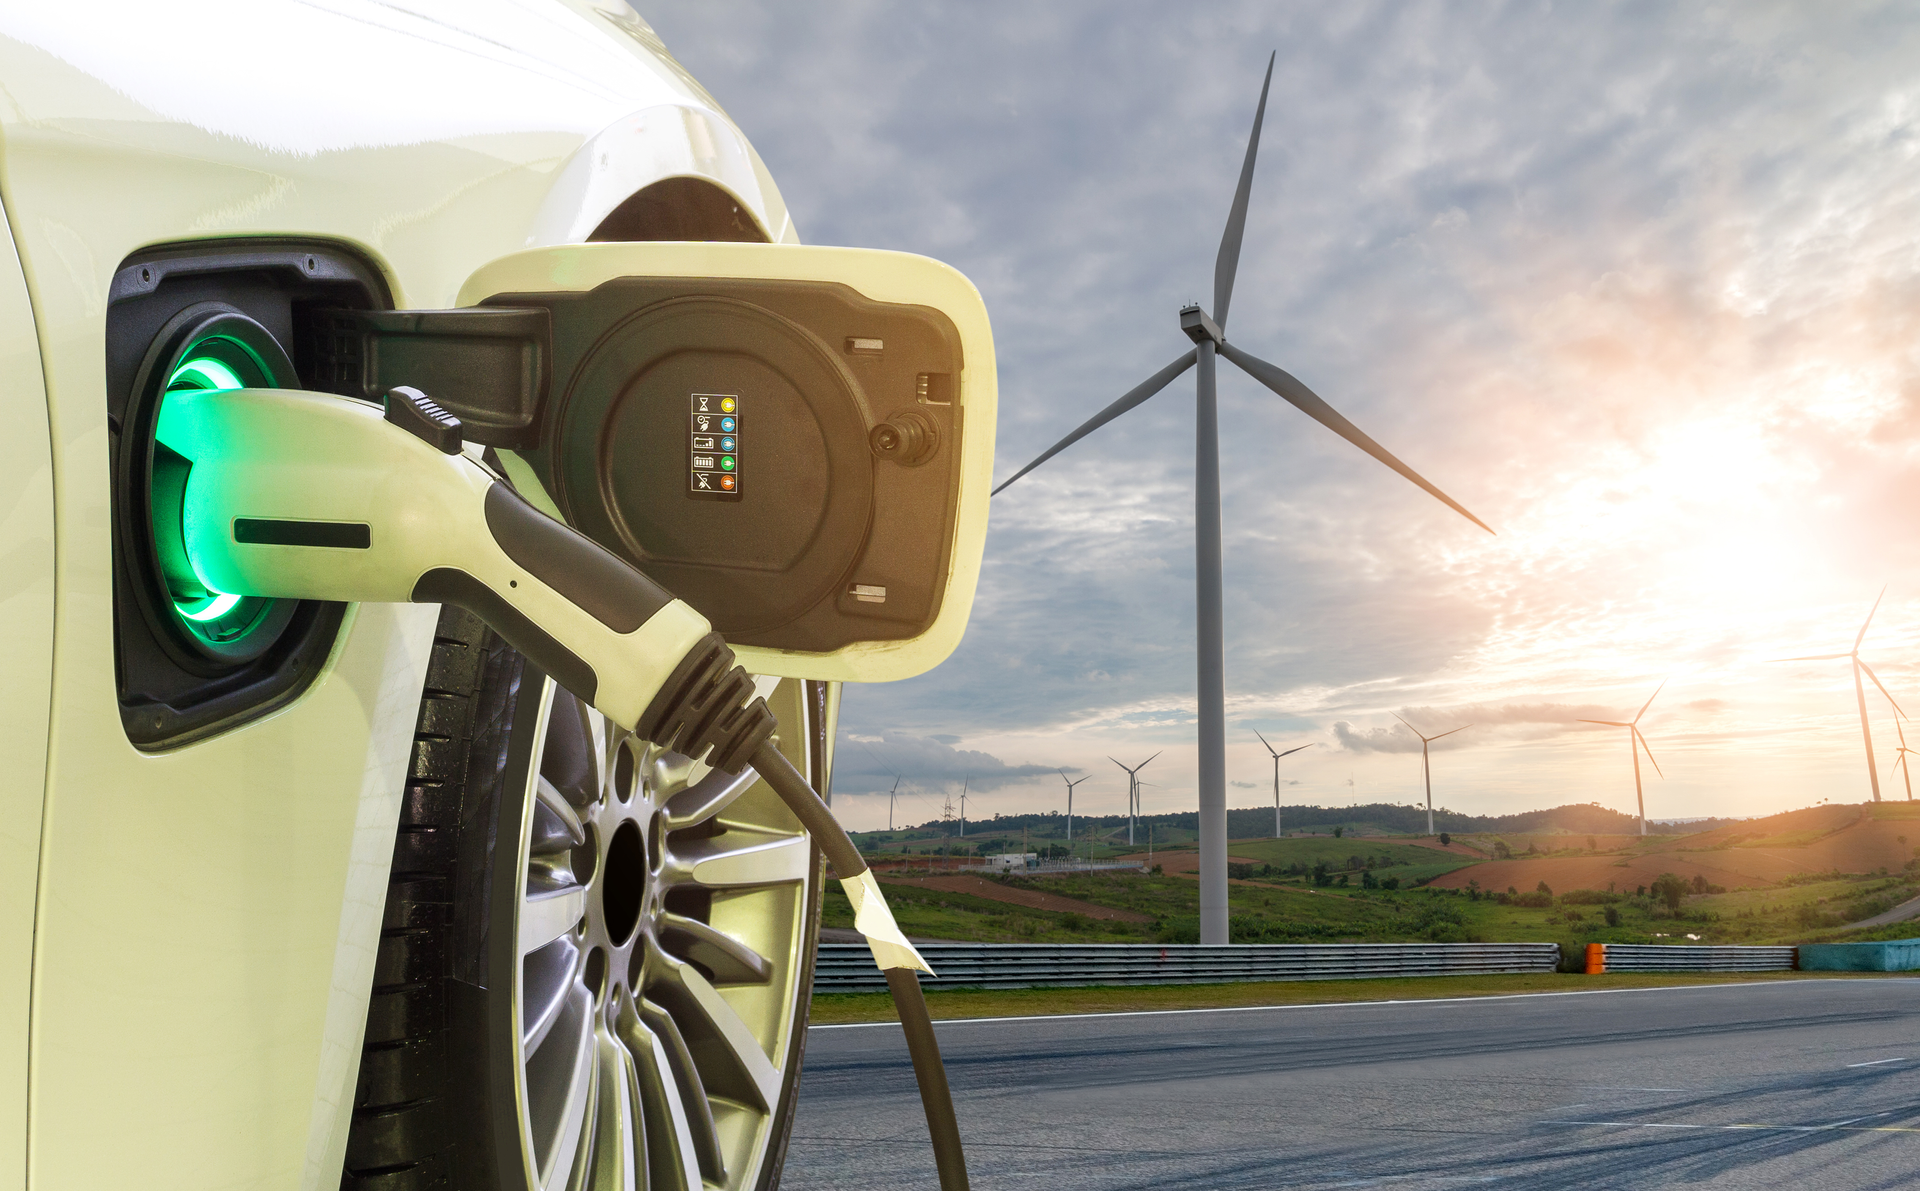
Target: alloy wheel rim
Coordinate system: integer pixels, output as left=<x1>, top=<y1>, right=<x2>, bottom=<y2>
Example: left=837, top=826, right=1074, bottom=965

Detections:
left=511, top=678, right=814, bottom=1190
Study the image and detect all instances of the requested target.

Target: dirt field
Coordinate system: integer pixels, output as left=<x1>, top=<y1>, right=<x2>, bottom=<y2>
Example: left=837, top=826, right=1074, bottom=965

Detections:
left=879, top=874, right=1153, bottom=922
left=1427, top=803, right=1920, bottom=893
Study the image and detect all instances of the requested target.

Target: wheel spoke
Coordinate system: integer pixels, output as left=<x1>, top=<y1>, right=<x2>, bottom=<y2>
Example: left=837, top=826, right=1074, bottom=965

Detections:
left=522, top=875, right=587, bottom=954
left=676, top=830, right=810, bottom=890
left=619, top=991, right=703, bottom=1191
left=525, top=984, right=597, bottom=1188
left=659, top=913, right=773, bottom=986
left=542, top=694, right=601, bottom=808
left=533, top=775, right=587, bottom=853
left=637, top=997, right=726, bottom=1184
left=524, top=936, right=583, bottom=1053
left=644, top=942, right=780, bottom=1113
left=582, top=1021, right=644, bottom=1191
left=661, top=762, right=759, bottom=830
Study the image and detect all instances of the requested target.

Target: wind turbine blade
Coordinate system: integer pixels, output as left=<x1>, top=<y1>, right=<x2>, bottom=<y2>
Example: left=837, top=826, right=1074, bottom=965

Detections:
left=1856, top=585, right=1887, bottom=652
left=1633, top=680, right=1666, bottom=725
left=1577, top=719, right=1631, bottom=727
left=1391, top=712, right=1417, bottom=735
left=1635, top=727, right=1664, bottom=778
left=1431, top=724, right=1474, bottom=741
left=1109, top=756, right=1130, bottom=772
left=1279, top=744, right=1314, bottom=757
left=1212, top=51, right=1275, bottom=331
left=1860, top=659, right=1906, bottom=719
left=1771, top=654, right=1851, bottom=662
left=1141, top=751, right=1162, bottom=769
left=1219, top=341, right=1494, bottom=534
left=991, top=350, right=1198, bottom=495
left=1253, top=727, right=1277, bottom=756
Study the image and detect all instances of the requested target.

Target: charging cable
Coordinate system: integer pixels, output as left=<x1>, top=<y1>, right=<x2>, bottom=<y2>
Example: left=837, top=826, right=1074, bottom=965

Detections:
left=164, top=384, right=970, bottom=1189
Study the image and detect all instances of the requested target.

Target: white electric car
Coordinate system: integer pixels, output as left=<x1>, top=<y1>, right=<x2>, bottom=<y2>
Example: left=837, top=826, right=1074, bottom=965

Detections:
left=0, top=5, right=993, bottom=1189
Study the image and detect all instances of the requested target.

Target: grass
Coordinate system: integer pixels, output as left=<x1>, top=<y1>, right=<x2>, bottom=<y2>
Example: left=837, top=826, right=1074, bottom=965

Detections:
left=808, top=970, right=1897, bottom=1025
left=825, top=858, right=1920, bottom=949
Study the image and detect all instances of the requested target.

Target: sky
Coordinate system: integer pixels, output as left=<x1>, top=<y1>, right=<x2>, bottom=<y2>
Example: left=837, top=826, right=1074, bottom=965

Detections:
left=638, top=2, right=1920, bottom=833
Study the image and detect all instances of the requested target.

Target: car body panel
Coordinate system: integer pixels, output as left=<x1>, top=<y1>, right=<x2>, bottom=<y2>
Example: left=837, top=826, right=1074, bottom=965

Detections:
left=0, top=3, right=795, bottom=1186
left=0, top=194, right=55, bottom=1191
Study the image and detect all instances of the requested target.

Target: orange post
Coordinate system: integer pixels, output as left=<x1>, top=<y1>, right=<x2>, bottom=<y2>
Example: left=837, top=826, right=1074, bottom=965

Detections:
left=1585, top=942, right=1606, bottom=974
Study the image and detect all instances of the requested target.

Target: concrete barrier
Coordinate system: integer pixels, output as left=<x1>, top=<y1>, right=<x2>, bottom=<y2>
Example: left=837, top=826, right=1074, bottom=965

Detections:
left=1798, top=940, right=1920, bottom=971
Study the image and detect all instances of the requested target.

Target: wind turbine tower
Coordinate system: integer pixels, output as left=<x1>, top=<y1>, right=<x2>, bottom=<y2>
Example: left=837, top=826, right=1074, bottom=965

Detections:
left=1579, top=682, right=1665, bottom=835
left=1252, top=731, right=1313, bottom=838
left=1110, top=752, right=1161, bottom=845
left=992, top=55, right=1491, bottom=943
left=1777, top=589, right=1905, bottom=802
left=1060, top=770, right=1093, bottom=864
left=1390, top=716, right=1472, bottom=836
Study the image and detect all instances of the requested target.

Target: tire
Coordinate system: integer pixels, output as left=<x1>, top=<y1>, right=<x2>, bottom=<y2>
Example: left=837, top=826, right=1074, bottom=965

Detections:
left=343, top=606, right=824, bottom=1190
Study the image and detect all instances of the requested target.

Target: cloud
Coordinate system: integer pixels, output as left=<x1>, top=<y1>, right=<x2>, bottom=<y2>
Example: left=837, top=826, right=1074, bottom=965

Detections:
left=836, top=731, right=1071, bottom=795
left=645, top=2, right=1920, bottom=821
left=1230, top=780, right=1258, bottom=788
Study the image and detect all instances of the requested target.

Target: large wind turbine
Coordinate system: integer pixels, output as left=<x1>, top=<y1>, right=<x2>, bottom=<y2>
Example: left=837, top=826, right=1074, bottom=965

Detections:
left=1390, top=715, right=1472, bottom=836
left=992, top=55, right=1491, bottom=944
left=1579, top=682, right=1665, bottom=835
left=1060, top=770, right=1093, bottom=863
left=1110, top=751, right=1162, bottom=845
left=1776, top=589, right=1905, bottom=803
left=1252, top=731, right=1312, bottom=838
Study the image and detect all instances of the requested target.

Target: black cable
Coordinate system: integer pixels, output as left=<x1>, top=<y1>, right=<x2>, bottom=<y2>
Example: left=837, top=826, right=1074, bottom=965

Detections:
left=750, top=739, right=972, bottom=1191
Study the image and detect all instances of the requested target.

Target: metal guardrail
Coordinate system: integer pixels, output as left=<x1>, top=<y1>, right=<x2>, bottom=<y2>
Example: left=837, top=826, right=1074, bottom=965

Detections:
left=814, top=941, right=1560, bottom=993
left=1596, top=943, right=1796, bottom=973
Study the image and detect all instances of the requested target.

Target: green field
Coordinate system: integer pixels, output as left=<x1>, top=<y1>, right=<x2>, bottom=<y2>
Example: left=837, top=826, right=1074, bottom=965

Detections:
left=809, top=971, right=1892, bottom=1025
left=828, top=853, right=1920, bottom=949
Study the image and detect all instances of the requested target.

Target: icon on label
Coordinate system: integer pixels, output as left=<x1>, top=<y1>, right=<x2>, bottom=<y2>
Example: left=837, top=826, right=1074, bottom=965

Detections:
left=695, top=395, right=712, bottom=413
left=693, top=454, right=716, bottom=470
left=719, top=455, right=735, bottom=471
left=720, top=474, right=736, bottom=491
left=694, top=472, right=714, bottom=490
left=694, top=414, right=713, bottom=432
left=720, top=416, right=736, bottom=433
left=692, top=435, right=716, bottom=450
left=719, top=397, right=736, bottom=413
left=719, top=435, right=735, bottom=452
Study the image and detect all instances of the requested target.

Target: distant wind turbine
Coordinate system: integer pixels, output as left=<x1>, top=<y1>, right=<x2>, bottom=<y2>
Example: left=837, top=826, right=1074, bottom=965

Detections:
left=1252, top=730, right=1313, bottom=838
left=1391, top=715, right=1472, bottom=837
left=860, top=742, right=907, bottom=832
left=1775, top=588, right=1905, bottom=803
left=991, top=55, right=1491, bottom=944
left=1579, top=682, right=1665, bottom=835
left=1110, top=752, right=1161, bottom=845
left=1891, top=719, right=1917, bottom=803
left=1060, top=770, right=1093, bottom=863
left=959, top=774, right=968, bottom=838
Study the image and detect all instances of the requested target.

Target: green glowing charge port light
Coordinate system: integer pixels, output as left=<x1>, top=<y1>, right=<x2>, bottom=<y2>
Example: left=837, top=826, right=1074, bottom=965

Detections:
left=151, top=340, right=282, bottom=651
left=720, top=455, right=735, bottom=471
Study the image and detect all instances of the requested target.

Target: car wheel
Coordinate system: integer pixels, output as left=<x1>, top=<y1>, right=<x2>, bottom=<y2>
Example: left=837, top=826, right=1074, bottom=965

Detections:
left=344, top=606, right=823, bottom=1190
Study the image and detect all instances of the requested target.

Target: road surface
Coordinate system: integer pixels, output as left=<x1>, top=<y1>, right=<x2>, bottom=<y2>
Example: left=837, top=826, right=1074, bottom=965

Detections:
left=783, top=978, right=1920, bottom=1189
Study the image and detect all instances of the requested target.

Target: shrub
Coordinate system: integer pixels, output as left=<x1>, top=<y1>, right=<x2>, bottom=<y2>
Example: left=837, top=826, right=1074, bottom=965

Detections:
left=1650, top=872, right=1689, bottom=912
left=1561, top=889, right=1620, bottom=905
left=1361, top=870, right=1378, bottom=889
left=1604, top=905, right=1621, bottom=927
left=1498, top=891, right=1552, bottom=908
left=1381, top=876, right=1401, bottom=890
left=1439, top=832, right=1451, bottom=846
left=1061, top=913, right=1088, bottom=932
left=1311, top=862, right=1330, bottom=887
left=1493, top=839, right=1513, bottom=859
left=1228, top=862, right=1255, bottom=880
left=1333, top=826, right=1345, bottom=839
left=1334, top=873, right=1350, bottom=887
left=1535, top=880, right=1553, bottom=897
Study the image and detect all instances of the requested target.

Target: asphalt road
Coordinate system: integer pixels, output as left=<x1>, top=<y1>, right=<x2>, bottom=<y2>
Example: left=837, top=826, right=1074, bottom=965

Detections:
left=781, top=979, right=1920, bottom=1190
